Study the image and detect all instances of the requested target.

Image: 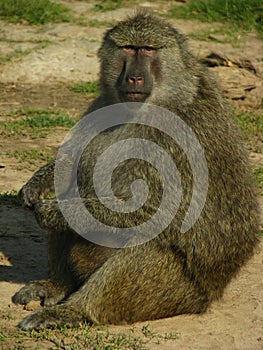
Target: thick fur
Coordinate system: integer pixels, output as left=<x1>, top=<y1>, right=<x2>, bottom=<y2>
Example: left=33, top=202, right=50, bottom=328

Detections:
left=13, top=12, right=259, bottom=330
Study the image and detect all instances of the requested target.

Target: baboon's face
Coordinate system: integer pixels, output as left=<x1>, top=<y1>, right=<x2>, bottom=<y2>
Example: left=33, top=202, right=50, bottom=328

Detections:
left=115, top=45, right=160, bottom=103
left=99, top=13, right=182, bottom=103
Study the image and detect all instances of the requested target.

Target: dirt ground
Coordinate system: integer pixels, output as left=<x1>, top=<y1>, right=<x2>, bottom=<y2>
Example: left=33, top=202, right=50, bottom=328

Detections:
left=0, top=1, right=262, bottom=349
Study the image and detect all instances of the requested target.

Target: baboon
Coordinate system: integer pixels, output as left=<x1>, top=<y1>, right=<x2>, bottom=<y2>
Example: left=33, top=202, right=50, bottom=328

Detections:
left=13, top=11, right=259, bottom=330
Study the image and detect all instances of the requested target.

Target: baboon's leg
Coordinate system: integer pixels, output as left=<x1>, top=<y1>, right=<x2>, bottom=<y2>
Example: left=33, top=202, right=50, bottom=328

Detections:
left=69, top=237, right=117, bottom=281
left=13, top=230, right=116, bottom=307
left=18, top=242, right=209, bottom=330
left=12, top=230, right=76, bottom=307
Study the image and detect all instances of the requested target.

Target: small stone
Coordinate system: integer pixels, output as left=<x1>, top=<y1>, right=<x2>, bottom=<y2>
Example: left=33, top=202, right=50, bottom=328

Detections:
left=25, top=300, right=42, bottom=311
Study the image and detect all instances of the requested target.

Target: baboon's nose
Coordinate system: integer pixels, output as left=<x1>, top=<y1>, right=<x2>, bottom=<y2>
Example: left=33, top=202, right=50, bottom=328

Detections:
left=128, top=76, right=144, bottom=85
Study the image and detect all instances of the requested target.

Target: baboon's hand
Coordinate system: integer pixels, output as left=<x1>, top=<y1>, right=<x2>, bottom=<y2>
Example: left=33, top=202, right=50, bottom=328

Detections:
left=19, top=161, right=55, bottom=209
left=12, top=280, right=67, bottom=307
left=19, top=181, right=42, bottom=208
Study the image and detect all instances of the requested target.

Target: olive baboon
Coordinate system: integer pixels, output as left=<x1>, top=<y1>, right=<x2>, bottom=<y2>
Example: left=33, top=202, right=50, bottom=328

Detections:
left=13, top=12, right=259, bottom=330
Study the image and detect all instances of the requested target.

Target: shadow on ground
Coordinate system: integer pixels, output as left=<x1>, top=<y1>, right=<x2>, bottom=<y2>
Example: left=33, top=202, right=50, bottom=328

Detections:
left=0, top=205, right=48, bottom=283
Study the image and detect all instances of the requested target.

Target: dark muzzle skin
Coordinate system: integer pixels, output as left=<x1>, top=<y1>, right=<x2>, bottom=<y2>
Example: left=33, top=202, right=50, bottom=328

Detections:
left=117, top=47, right=154, bottom=102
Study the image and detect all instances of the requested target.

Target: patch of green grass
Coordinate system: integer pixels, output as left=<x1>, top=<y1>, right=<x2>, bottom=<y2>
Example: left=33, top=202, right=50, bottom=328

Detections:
left=189, top=25, right=242, bottom=43
left=235, top=112, right=263, bottom=152
left=164, top=332, right=179, bottom=340
left=0, top=190, right=20, bottom=205
left=88, top=19, right=116, bottom=27
left=253, top=167, right=263, bottom=195
left=71, top=81, right=100, bottom=96
left=170, top=0, right=263, bottom=35
left=142, top=324, right=156, bottom=338
left=92, top=0, right=123, bottom=12
left=0, top=332, right=7, bottom=342
left=0, top=40, right=52, bottom=64
left=0, top=48, right=32, bottom=64
left=0, top=0, right=71, bottom=25
left=0, top=323, right=179, bottom=349
left=0, top=324, right=144, bottom=349
left=0, top=109, right=77, bottom=139
left=6, top=149, right=54, bottom=170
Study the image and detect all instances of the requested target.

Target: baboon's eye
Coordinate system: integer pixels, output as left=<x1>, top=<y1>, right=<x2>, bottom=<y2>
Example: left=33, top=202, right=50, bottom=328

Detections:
left=122, top=46, right=136, bottom=54
left=121, top=46, right=157, bottom=56
left=140, top=47, right=157, bottom=56
left=142, top=47, right=155, bottom=52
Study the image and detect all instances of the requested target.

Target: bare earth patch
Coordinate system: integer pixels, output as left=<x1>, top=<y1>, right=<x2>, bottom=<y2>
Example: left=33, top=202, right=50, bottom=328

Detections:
left=0, top=1, right=262, bottom=349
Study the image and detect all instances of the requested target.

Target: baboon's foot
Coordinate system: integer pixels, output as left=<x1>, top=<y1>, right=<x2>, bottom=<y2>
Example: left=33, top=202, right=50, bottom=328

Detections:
left=12, top=280, right=68, bottom=307
left=18, top=305, right=85, bottom=330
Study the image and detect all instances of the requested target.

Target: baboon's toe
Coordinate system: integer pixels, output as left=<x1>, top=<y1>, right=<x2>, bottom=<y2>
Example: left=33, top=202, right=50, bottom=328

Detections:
left=12, top=285, right=43, bottom=305
left=12, top=281, right=67, bottom=306
left=18, top=310, right=57, bottom=331
left=18, top=305, right=85, bottom=330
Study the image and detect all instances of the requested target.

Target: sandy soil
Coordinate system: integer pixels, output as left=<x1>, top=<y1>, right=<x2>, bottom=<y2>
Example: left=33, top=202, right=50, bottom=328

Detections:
left=0, top=1, right=262, bottom=349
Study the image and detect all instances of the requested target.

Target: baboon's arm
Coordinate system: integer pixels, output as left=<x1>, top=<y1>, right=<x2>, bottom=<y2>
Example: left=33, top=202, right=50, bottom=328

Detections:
left=34, top=197, right=158, bottom=244
left=34, top=198, right=68, bottom=232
